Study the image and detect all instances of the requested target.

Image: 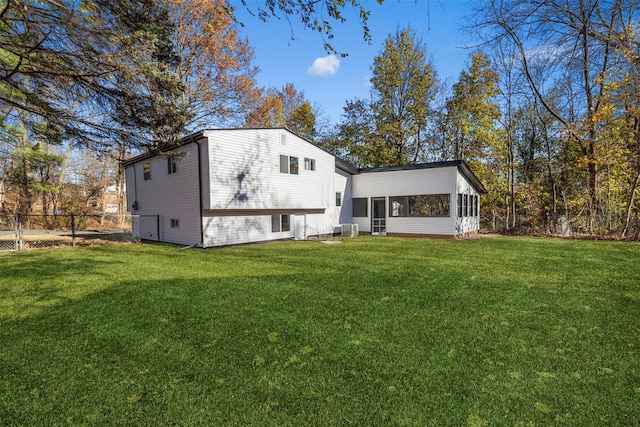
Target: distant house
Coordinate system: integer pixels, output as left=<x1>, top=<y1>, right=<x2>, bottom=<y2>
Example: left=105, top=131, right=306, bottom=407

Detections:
left=123, top=128, right=486, bottom=247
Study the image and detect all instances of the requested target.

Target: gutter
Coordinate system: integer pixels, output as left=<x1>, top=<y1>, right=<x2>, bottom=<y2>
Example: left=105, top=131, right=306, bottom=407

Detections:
left=194, top=138, right=205, bottom=248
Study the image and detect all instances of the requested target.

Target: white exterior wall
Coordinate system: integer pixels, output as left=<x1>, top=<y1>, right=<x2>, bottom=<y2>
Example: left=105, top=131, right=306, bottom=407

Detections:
left=455, top=170, right=481, bottom=234
left=124, top=128, right=484, bottom=247
left=125, top=143, right=202, bottom=245
left=351, top=167, right=459, bottom=236
left=201, top=129, right=347, bottom=247
left=205, top=129, right=334, bottom=210
left=202, top=214, right=294, bottom=247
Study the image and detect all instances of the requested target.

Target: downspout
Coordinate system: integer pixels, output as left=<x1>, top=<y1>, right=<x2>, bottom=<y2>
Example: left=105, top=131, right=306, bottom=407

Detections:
left=192, top=138, right=205, bottom=248
left=132, top=163, right=138, bottom=213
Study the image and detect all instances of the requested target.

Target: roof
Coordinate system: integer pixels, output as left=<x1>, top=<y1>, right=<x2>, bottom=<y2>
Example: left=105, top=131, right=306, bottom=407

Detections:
left=121, top=128, right=486, bottom=194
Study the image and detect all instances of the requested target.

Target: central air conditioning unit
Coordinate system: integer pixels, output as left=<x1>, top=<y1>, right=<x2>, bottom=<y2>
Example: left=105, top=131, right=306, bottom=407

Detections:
left=341, top=223, right=359, bottom=237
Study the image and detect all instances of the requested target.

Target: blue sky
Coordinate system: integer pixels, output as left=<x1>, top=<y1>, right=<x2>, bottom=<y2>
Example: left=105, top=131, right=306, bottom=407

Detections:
left=233, top=1, right=473, bottom=126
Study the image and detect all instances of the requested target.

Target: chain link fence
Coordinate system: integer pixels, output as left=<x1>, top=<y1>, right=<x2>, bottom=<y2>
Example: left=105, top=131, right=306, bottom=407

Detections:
left=0, top=214, right=148, bottom=251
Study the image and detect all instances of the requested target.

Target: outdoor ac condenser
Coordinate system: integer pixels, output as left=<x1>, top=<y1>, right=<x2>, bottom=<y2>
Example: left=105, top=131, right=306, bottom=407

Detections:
left=340, top=223, right=359, bottom=238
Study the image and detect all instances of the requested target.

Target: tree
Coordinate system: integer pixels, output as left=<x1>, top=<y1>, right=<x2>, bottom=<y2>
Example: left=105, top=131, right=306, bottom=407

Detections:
left=332, top=99, right=383, bottom=167
left=333, top=26, right=439, bottom=167
left=161, top=0, right=262, bottom=130
left=244, top=83, right=317, bottom=140
left=445, top=52, right=501, bottom=162
left=1, top=0, right=188, bottom=151
left=5, top=118, right=64, bottom=215
left=471, top=0, right=640, bottom=233
left=369, top=26, right=439, bottom=165
left=239, top=0, right=381, bottom=55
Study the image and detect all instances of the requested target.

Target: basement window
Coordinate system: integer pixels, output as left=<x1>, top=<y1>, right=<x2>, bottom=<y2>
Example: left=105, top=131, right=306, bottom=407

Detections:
left=170, top=218, right=180, bottom=228
left=271, top=214, right=290, bottom=232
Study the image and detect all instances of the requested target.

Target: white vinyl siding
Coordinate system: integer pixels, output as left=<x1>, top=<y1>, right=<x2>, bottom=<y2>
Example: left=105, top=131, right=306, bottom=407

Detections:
left=203, top=213, right=295, bottom=247
left=352, top=167, right=459, bottom=236
left=205, top=129, right=334, bottom=211
left=456, top=170, right=481, bottom=234
left=125, top=143, right=202, bottom=245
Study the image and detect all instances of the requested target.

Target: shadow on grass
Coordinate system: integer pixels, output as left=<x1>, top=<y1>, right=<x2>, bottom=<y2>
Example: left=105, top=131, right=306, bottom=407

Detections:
left=1, top=260, right=639, bottom=426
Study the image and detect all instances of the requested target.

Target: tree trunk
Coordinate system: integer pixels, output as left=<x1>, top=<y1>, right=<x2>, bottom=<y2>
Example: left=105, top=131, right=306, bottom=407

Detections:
left=620, top=168, right=640, bottom=238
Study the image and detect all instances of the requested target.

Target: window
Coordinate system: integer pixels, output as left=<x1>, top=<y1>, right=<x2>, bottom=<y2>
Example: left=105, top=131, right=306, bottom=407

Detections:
left=280, top=155, right=288, bottom=174
left=336, top=192, right=342, bottom=207
left=281, top=214, right=290, bottom=231
left=271, top=214, right=291, bottom=232
left=408, top=194, right=450, bottom=217
left=353, top=198, right=368, bottom=217
left=143, top=162, right=151, bottom=180
left=390, top=196, right=409, bottom=217
left=304, top=158, right=316, bottom=171
left=289, top=156, right=299, bottom=174
left=391, top=194, right=451, bottom=218
left=464, top=194, right=469, bottom=217
left=167, top=157, right=177, bottom=174
left=279, top=155, right=299, bottom=175
left=170, top=218, right=180, bottom=228
left=457, top=193, right=478, bottom=217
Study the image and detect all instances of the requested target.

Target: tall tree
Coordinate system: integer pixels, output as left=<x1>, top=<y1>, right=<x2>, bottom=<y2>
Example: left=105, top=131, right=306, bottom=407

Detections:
left=445, top=51, right=501, bottom=163
left=331, top=99, right=384, bottom=167
left=161, top=0, right=261, bottom=130
left=472, top=0, right=639, bottom=233
left=370, top=26, right=438, bottom=165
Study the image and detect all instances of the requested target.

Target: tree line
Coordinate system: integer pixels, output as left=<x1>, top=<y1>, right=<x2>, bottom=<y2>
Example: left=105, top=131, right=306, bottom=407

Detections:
left=1, top=0, right=639, bottom=239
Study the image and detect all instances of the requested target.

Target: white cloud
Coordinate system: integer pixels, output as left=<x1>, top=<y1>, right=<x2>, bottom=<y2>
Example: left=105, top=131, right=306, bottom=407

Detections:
left=307, top=55, right=340, bottom=77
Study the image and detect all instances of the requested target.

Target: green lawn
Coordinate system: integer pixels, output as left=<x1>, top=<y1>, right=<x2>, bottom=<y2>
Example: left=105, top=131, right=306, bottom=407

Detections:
left=1, top=236, right=639, bottom=426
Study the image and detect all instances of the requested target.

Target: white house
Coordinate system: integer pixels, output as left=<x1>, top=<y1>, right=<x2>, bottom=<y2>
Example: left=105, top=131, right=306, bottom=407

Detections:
left=123, top=128, right=486, bottom=247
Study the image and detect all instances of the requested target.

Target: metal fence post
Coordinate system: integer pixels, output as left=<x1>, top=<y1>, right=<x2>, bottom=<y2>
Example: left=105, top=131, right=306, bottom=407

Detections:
left=16, top=214, right=23, bottom=250
left=156, top=214, right=160, bottom=241
left=71, top=214, right=76, bottom=247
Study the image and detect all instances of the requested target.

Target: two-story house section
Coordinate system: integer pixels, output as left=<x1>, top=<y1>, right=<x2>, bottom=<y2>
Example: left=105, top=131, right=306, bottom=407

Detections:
left=124, top=128, right=350, bottom=247
left=123, top=128, right=486, bottom=248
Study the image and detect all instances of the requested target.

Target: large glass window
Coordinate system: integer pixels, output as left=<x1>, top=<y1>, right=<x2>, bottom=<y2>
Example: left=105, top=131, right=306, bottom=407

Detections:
left=390, top=194, right=451, bottom=217
left=353, top=198, right=368, bottom=217
left=408, top=194, right=450, bottom=217
left=457, top=193, right=479, bottom=217
left=390, top=196, right=409, bottom=217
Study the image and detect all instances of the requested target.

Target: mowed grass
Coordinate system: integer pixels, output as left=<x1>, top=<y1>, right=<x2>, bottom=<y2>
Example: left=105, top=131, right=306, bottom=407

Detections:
left=0, top=236, right=639, bottom=426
